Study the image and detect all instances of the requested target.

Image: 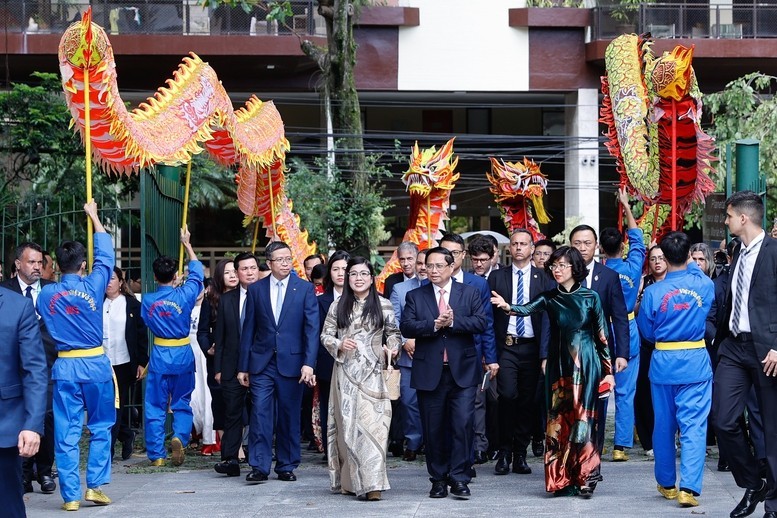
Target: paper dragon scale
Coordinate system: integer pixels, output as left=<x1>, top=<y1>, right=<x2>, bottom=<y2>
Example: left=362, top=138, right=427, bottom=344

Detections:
left=58, top=9, right=315, bottom=275
left=486, top=157, right=550, bottom=242
left=375, top=138, right=459, bottom=294
left=600, top=34, right=715, bottom=244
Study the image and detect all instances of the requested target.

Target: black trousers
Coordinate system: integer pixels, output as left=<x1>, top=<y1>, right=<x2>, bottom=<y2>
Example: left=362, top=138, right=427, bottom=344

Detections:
left=496, top=343, right=540, bottom=454
left=417, top=368, right=476, bottom=484
left=634, top=342, right=654, bottom=451
left=220, top=376, right=247, bottom=461
left=22, top=384, right=54, bottom=481
left=0, top=447, right=25, bottom=518
left=713, top=336, right=777, bottom=512
left=110, top=362, right=135, bottom=457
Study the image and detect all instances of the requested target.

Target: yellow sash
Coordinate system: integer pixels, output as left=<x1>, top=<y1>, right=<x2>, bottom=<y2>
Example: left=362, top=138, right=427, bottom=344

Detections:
left=655, top=340, right=705, bottom=351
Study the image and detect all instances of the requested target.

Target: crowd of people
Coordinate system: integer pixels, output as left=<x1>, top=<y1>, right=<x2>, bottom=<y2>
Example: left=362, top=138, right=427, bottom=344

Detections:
left=2, top=189, right=777, bottom=517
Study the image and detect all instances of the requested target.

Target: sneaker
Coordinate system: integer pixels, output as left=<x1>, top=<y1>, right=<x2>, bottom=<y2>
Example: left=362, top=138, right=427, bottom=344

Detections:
left=644, top=449, right=654, bottom=457
left=84, top=487, right=111, bottom=505
left=657, top=484, right=678, bottom=500
left=612, top=449, right=629, bottom=462
left=171, top=437, right=185, bottom=466
left=677, top=490, right=699, bottom=507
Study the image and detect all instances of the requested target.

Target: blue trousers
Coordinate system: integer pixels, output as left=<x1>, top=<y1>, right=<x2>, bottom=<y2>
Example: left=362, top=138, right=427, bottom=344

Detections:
left=144, top=370, right=195, bottom=460
left=399, top=365, right=423, bottom=451
left=652, top=380, right=712, bottom=494
left=614, top=319, right=640, bottom=448
left=53, top=379, right=115, bottom=503
left=248, top=358, right=304, bottom=475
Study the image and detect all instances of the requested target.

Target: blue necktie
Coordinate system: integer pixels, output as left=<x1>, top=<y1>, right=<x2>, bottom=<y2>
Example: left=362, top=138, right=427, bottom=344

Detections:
left=516, top=270, right=525, bottom=336
left=25, top=285, right=33, bottom=300
left=274, top=281, right=284, bottom=324
left=239, top=296, right=246, bottom=331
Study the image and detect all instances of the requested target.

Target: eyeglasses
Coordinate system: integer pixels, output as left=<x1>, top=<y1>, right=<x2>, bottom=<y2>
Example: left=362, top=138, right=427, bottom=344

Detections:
left=448, top=250, right=464, bottom=257
left=649, top=256, right=665, bottom=263
left=572, top=241, right=595, bottom=248
left=548, top=263, right=572, bottom=271
left=426, top=263, right=450, bottom=271
left=348, top=271, right=371, bottom=278
left=470, top=257, right=491, bottom=263
left=269, top=257, right=293, bottom=265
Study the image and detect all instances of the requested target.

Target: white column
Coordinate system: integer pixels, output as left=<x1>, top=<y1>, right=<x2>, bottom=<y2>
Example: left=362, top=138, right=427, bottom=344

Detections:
left=564, top=88, right=600, bottom=234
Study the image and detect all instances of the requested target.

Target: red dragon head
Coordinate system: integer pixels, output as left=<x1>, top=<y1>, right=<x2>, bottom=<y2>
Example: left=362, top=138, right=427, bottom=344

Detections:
left=487, top=157, right=550, bottom=241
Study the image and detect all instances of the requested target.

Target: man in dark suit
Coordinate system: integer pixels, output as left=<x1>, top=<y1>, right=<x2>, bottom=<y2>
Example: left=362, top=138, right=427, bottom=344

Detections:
left=570, top=224, right=629, bottom=484
left=0, top=286, right=47, bottom=518
left=712, top=191, right=777, bottom=518
left=238, top=241, right=319, bottom=483
left=401, top=247, right=498, bottom=500
left=381, top=241, right=418, bottom=298
left=213, top=252, right=259, bottom=477
left=488, top=229, right=551, bottom=475
left=1, top=242, right=57, bottom=494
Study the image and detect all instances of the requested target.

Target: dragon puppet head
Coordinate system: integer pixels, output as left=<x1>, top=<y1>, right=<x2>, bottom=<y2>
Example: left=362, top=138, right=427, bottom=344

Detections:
left=401, top=138, right=459, bottom=199
left=651, top=44, right=695, bottom=101
left=486, top=157, right=550, bottom=241
left=59, top=8, right=109, bottom=69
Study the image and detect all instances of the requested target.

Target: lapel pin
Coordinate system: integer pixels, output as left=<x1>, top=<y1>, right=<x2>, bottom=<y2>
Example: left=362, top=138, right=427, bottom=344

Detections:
left=594, top=275, right=599, bottom=282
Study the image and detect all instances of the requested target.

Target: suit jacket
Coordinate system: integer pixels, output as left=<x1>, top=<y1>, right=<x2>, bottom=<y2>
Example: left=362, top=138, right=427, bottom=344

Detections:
left=488, top=264, right=551, bottom=359
left=0, top=287, right=47, bottom=447
left=715, top=235, right=777, bottom=361
left=382, top=271, right=407, bottom=299
left=459, top=272, right=498, bottom=364
left=401, top=282, right=487, bottom=390
left=239, top=274, right=319, bottom=378
left=390, top=277, right=422, bottom=368
left=316, top=288, right=337, bottom=382
left=589, top=262, right=630, bottom=360
left=122, top=294, right=149, bottom=372
left=205, top=290, right=242, bottom=381
left=1, top=278, right=56, bottom=369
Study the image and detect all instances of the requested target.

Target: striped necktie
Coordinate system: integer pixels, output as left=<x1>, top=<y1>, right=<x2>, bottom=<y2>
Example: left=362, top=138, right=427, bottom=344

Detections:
left=515, top=270, right=525, bottom=336
left=731, top=248, right=749, bottom=336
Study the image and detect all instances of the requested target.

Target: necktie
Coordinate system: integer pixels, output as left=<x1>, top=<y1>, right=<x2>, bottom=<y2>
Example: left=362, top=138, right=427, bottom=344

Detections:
left=731, top=248, right=749, bottom=336
left=25, top=285, right=33, bottom=300
left=274, top=281, right=284, bottom=324
left=438, top=288, right=448, bottom=362
left=240, top=296, right=246, bottom=330
left=515, top=270, right=525, bottom=336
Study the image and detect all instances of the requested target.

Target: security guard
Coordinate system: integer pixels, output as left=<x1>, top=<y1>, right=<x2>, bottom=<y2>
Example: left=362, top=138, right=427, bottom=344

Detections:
left=141, top=226, right=203, bottom=467
left=38, top=200, right=115, bottom=511
left=636, top=231, right=713, bottom=508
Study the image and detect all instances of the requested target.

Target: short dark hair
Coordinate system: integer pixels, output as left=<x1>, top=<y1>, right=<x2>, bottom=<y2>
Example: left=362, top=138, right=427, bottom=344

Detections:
left=534, top=239, right=556, bottom=251
left=726, top=237, right=740, bottom=257
left=599, top=227, right=624, bottom=256
left=439, top=233, right=465, bottom=250
left=425, top=246, right=454, bottom=266
left=510, top=228, right=533, bottom=242
left=56, top=241, right=86, bottom=274
left=258, top=263, right=270, bottom=272
left=265, top=241, right=291, bottom=259
left=152, top=255, right=177, bottom=284
left=15, top=242, right=43, bottom=261
left=42, top=251, right=53, bottom=268
left=546, top=246, right=587, bottom=283
left=233, top=252, right=258, bottom=271
left=480, top=234, right=499, bottom=251
left=310, top=263, right=327, bottom=281
left=660, top=231, right=691, bottom=266
left=304, top=254, right=323, bottom=267
left=570, top=224, right=598, bottom=243
left=467, top=236, right=494, bottom=258
left=726, top=190, right=764, bottom=224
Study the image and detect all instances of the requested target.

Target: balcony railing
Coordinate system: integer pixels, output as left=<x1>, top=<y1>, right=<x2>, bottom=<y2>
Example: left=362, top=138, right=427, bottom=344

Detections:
left=592, top=3, right=777, bottom=40
left=2, top=0, right=326, bottom=36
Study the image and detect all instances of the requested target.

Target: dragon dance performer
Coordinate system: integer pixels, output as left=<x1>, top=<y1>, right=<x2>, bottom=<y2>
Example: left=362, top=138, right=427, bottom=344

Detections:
left=636, top=232, right=713, bottom=508
left=600, top=188, right=646, bottom=461
left=38, top=201, right=115, bottom=511
left=141, top=226, right=204, bottom=467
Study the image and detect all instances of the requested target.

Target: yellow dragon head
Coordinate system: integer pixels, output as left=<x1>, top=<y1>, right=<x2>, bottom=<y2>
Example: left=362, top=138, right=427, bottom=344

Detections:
left=651, top=44, right=695, bottom=101
left=401, top=138, right=460, bottom=199
left=487, top=157, right=550, bottom=224
left=59, top=8, right=109, bottom=68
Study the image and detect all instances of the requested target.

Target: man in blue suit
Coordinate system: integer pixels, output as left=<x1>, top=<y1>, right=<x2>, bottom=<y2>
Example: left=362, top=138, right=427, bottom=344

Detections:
left=401, top=247, right=498, bottom=500
left=238, top=241, right=319, bottom=483
left=0, top=286, right=47, bottom=518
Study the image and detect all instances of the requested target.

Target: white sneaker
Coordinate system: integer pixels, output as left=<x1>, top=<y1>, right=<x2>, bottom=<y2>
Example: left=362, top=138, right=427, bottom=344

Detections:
left=645, top=449, right=654, bottom=457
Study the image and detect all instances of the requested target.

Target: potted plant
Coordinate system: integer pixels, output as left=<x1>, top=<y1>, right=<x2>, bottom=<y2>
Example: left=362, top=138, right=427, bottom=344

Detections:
left=610, top=0, right=642, bottom=33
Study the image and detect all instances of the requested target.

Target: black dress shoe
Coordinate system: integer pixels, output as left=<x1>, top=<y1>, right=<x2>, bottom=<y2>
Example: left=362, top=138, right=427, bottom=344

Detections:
left=488, top=449, right=499, bottom=461
left=38, top=475, right=56, bottom=494
left=450, top=481, right=471, bottom=499
left=718, top=459, right=731, bottom=472
left=467, top=466, right=477, bottom=478
left=23, top=480, right=33, bottom=494
left=429, top=480, right=448, bottom=498
left=731, top=482, right=769, bottom=518
left=121, top=431, right=136, bottom=461
left=494, top=451, right=512, bottom=475
left=277, top=471, right=297, bottom=482
left=512, top=454, right=532, bottom=474
left=474, top=450, right=488, bottom=464
left=402, top=449, right=417, bottom=462
left=763, top=512, right=777, bottom=518
left=214, top=459, right=240, bottom=477
left=389, top=441, right=404, bottom=458
left=532, top=440, right=544, bottom=457
left=245, top=469, right=268, bottom=483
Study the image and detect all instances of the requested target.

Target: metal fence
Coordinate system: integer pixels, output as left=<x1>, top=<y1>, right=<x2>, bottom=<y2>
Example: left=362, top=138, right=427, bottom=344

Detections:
left=593, top=3, right=777, bottom=40
left=3, top=0, right=325, bottom=36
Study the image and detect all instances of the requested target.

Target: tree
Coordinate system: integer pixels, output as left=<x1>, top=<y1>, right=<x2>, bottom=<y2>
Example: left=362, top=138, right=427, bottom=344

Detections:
left=704, top=72, right=777, bottom=220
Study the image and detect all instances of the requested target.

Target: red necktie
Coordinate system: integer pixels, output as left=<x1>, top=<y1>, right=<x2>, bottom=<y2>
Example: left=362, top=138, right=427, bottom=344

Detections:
left=439, top=288, right=448, bottom=363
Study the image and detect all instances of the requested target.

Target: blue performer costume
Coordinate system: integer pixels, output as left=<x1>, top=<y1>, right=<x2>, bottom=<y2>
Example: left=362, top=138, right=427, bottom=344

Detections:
left=605, top=227, right=645, bottom=450
left=38, top=232, right=115, bottom=505
left=636, top=261, right=713, bottom=498
left=141, top=259, right=203, bottom=462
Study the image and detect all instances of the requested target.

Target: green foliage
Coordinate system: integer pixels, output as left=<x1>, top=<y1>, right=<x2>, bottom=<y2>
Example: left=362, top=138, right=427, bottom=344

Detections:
left=187, top=153, right=238, bottom=210
left=286, top=153, right=392, bottom=257
left=265, top=1, right=293, bottom=23
left=704, top=72, right=777, bottom=220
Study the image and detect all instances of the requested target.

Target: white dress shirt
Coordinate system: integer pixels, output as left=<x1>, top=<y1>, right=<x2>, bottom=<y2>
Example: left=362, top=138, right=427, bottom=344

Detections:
left=103, top=295, right=130, bottom=365
left=729, top=230, right=765, bottom=334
